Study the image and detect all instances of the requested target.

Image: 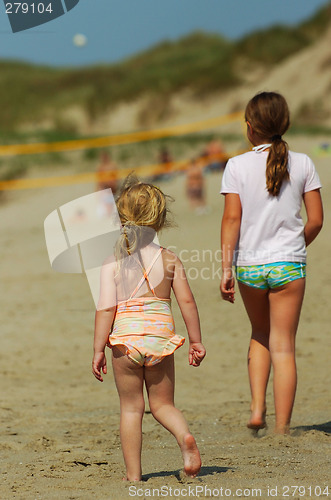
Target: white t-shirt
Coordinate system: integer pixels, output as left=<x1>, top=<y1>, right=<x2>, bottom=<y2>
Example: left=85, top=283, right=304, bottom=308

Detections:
left=220, top=150, right=322, bottom=266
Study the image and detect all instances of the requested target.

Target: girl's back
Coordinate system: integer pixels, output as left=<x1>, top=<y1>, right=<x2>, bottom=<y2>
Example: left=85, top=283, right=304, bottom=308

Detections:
left=114, top=244, right=176, bottom=303
left=222, top=150, right=321, bottom=266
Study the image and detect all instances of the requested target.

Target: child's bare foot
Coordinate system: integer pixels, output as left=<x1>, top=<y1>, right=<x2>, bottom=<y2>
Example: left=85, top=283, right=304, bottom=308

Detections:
left=123, top=468, right=142, bottom=482
left=247, top=409, right=266, bottom=430
left=181, top=434, right=201, bottom=478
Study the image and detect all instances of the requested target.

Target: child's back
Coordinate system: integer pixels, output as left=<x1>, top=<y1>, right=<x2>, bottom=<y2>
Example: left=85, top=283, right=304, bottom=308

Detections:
left=114, top=242, right=176, bottom=303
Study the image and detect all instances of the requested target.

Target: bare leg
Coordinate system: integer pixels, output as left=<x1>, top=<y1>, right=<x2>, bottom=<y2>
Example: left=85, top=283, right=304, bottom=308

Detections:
left=112, top=347, right=144, bottom=481
left=269, top=278, right=305, bottom=434
left=238, top=283, right=271, bottom=429
left=145, top=354, right=201, bottom=477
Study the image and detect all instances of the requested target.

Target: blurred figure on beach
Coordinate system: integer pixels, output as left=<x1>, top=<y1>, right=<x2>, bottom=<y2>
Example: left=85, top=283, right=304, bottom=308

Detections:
left=152, top=147, right=173, bottom=182
left=204, top=139, right=226, bottom=172
left=220, top=91, right=323, bottom=435
left=96, top=151, right=118, bottom=217
left=159, top=147, right=173, bottom=175
left=186, top=158, right=209, bottom=215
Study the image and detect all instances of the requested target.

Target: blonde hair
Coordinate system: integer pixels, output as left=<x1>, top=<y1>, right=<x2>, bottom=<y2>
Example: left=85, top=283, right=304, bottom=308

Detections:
left=115, top=174, right=173, bottom=259
left=245, top=92, right=290, bottom=197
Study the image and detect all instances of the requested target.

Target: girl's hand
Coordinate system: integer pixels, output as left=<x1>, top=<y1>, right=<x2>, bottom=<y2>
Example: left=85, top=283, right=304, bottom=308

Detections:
left=92, top=351, right=107, bottom=382
left=189, top=342, right=206, bottom=367
left=220, top=268, right=235, bottom=303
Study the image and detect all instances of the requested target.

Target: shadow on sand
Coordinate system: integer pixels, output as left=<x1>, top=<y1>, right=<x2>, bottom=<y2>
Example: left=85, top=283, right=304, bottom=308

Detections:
left=292, top=421, right=331, bottom=436
left=143, top=465, right=232, bottom=481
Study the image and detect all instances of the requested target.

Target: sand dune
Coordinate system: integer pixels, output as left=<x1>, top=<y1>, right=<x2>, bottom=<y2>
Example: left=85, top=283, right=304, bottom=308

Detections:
left=80, top=27, right=331, bottom=137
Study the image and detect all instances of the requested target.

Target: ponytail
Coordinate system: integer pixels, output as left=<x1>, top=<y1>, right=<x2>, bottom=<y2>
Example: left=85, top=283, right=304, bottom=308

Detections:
left=245, top=92, right=290, bottom=197
left=114, top=221, right=141, bottom=261
left=114, top=221, right=157, bottom=268
left=114, top=174, right=174, bottom=265
left=266, top=136, right=289, bottom=197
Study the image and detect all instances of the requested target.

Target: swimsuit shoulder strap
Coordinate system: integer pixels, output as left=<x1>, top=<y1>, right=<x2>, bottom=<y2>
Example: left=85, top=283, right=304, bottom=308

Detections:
left=129, top=247, right=163, bottom=299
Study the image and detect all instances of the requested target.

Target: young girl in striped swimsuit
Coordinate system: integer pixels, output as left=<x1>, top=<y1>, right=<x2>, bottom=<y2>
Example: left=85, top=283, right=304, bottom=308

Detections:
left=92, top=175, right=206, bottom=481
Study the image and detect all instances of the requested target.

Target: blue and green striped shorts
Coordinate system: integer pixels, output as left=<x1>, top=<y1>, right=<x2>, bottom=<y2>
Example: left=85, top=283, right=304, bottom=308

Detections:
left=235, top=262, right=306, bottom=290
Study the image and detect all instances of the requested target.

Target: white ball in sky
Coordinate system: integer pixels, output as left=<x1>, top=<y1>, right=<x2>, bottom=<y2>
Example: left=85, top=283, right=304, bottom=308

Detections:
left=73, top=34, right=88, bottom=48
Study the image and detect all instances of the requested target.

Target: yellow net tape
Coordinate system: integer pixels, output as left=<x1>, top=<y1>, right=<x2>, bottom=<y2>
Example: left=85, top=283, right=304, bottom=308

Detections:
left=0, top=151, right=247, bottom=191
left=0, top=111, right=243, bottom=157
left=0, top=110, right=246, bottom=191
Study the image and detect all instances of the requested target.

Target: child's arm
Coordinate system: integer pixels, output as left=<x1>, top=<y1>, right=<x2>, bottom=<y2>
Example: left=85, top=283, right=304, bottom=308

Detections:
left=303, top=189, right=323, bottom=246
left=220, top=193, right=242, bottom=303
left=92, top=259, right=117, bottom=382
left=92, top=306, right=116, bottom=382
left=172, top=257, right=206, bottom=367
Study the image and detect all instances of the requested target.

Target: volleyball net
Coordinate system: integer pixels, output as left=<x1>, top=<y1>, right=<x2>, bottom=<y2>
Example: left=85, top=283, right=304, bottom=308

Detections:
left=0, top=110, right=247, bottom=191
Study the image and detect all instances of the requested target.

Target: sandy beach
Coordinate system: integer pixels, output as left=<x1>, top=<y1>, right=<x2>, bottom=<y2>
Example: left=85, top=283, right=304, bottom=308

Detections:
left=0, top=136, right=330, bottom=499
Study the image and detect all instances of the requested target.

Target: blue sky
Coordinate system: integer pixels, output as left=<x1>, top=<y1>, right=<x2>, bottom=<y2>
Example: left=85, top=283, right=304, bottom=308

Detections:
left=0, top=0, right=329, bottom=67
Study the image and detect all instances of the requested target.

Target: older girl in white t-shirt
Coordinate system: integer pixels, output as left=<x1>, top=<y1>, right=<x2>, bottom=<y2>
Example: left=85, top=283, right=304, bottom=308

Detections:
left=220, top=92, right=323, bottom=434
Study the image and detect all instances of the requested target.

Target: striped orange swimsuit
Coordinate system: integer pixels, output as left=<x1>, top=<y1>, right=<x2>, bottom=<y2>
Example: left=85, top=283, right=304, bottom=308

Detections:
left=108, top=248, right=185, bottom=366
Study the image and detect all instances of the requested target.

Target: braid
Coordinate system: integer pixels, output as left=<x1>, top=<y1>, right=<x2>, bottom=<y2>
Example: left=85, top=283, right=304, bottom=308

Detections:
left=245, top=92, right=290, bottom=197
left=266, top=137, right=289, bottom=196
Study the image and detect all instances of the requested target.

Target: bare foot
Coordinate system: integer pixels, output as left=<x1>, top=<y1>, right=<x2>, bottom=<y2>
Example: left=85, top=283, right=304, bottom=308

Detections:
left=247, top=410, right=266, bottom=430
left=122, top=476, right=142, bottom=482
left=181, top=434, right=201, bottom=478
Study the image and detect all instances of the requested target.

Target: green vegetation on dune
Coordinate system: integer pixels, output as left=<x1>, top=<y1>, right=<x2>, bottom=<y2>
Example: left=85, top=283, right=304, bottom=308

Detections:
left=123, top=32, right=239, bottom=93
left=235, top=4, right=330, bottom=64
left=235, top=26, right=310, bottom=64
left=0, top=4, right=329, bottom=133
left=0, top=32, right=239, bottom=130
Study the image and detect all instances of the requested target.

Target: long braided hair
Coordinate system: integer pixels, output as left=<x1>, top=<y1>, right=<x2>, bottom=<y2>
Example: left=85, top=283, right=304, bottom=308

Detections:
left=245, top=92, right=290, bottom=196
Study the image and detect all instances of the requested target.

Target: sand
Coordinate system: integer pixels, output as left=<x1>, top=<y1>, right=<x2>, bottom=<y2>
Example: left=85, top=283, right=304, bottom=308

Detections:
left=0, top=136, right=330, bottom=500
